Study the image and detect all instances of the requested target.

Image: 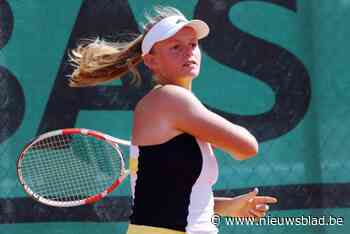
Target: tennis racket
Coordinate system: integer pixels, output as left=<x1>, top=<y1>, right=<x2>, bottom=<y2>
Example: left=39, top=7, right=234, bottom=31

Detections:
left=16, top=128, right=130, bottom=207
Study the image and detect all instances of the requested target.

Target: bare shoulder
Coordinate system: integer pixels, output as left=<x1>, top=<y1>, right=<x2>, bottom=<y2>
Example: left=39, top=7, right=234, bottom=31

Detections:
left=132, top=85, right=187, bottom=145
left=135, top=84, right=201, bottom=113
left=153, top=85, right=204, bottom=113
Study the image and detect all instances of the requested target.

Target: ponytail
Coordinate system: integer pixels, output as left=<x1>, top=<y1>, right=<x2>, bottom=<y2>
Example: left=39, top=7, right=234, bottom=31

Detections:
left=68, top=34, right=144, bottom=87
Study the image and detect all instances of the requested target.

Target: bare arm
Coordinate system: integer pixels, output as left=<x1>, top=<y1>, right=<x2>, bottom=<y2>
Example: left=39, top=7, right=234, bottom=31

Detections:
left=156, top=85, right=258, bottom=160
left=214, top=189, right=278, bottom=218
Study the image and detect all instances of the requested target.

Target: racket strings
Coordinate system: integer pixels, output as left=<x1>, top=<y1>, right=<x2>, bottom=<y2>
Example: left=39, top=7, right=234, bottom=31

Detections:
left=20, top=134, right=123, bottom=202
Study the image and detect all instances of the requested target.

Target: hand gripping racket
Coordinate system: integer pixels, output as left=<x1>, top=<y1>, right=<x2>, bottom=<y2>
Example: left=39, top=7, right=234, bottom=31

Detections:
left=16, top=128, right=130, bottom=207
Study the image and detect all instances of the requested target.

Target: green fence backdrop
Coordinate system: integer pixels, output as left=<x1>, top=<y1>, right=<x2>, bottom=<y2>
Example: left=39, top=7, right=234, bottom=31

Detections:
left=1, top=0, right=350, bottom=233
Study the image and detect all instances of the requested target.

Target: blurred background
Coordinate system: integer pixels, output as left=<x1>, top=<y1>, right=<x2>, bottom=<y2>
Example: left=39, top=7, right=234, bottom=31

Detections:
left=1, top=0, right=349, bottom=233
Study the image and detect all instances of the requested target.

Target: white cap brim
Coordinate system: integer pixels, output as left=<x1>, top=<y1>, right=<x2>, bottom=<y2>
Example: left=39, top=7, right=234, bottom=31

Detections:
left=142, top=16, right=209, bottom=55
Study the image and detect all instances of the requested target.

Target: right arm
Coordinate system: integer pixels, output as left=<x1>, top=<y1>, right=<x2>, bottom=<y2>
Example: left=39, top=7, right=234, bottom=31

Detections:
left=156, top=85, right=258, bottom=160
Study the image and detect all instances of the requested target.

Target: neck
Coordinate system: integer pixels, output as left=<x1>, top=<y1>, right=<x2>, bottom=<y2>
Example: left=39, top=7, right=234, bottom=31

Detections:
left=156, top=76, right=193, bottom=91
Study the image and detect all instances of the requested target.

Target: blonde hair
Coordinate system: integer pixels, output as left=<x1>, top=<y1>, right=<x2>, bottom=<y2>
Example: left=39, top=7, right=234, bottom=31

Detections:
left=68, top=6, right=185, bottom=87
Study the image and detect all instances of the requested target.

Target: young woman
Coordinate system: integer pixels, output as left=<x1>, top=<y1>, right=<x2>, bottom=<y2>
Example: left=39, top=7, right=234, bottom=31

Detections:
left=69, top=6, right=277, bottom=234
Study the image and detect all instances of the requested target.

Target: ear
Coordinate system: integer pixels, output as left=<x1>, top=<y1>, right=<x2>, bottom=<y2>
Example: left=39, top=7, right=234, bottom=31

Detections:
left=143, top=53, right=159, bottom=72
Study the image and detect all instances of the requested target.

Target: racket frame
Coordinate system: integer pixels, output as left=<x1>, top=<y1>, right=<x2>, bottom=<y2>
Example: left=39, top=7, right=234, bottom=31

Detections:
left=16, top=128, right=130, bottom=207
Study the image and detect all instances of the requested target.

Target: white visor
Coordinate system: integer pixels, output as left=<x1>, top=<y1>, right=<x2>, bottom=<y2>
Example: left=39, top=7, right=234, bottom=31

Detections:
left=141, top=15, right=210, bottom=55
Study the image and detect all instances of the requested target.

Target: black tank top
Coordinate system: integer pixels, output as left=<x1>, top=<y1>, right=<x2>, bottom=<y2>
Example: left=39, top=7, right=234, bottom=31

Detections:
left=129, top=133, right=218, bottom=233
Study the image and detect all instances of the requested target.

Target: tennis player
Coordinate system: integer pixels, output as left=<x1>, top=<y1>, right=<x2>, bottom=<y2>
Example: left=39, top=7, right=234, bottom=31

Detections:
left=69, top=6, right=277, bottom=234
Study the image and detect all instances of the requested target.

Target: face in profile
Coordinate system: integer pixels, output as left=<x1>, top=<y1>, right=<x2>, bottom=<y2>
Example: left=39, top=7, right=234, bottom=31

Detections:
left=144, top=26, right=202, bottom=83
